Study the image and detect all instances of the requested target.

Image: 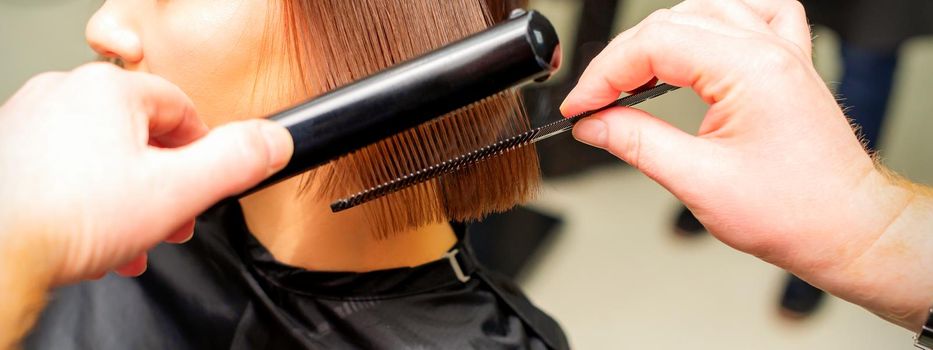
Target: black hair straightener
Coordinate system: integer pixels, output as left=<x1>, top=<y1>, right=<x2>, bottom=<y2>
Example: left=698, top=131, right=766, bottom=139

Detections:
left=236, top=9, right=678, bottom=211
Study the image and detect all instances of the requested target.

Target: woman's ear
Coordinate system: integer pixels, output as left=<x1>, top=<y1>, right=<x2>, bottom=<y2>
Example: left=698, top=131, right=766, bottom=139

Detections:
left=86, top=1, right=143, bottom=65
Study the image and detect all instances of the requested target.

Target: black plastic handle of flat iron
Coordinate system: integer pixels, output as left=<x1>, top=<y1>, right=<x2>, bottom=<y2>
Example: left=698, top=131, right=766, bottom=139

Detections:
left=236, top=9, right=560, bottom=198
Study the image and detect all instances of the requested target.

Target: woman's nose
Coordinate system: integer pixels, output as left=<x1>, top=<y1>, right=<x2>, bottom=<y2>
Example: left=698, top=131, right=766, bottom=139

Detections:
left=85, top=1, right=143, bottom=65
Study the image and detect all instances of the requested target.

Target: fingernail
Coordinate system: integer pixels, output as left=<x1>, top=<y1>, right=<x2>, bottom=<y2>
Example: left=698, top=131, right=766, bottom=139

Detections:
left=260, top=122, right=293, bottom=175
left=559, top=89, right=576, bottom=115
left=135, top=263, right=147, bottom=277
left=178, top=230, right=195, bottom=244
left=573, top=118, right=608, bottom=149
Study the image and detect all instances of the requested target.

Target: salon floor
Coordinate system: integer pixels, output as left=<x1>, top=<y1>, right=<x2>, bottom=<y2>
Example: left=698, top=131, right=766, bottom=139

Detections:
left=4, top=0, right=933, bottom=349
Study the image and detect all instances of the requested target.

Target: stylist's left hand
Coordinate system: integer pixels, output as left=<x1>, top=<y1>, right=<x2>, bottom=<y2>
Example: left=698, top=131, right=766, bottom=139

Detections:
left=0, top=63, right=293, bottom=285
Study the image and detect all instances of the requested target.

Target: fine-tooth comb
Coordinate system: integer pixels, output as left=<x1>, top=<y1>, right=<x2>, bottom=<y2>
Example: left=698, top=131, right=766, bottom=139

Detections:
left=330, top=82, right=681, bottom=212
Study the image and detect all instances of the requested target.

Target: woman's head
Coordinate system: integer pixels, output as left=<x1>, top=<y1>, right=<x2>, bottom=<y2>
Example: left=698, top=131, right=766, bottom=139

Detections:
left=85, top=0, right=277, bottom=127
left=86, top=0, right=540, bottom=237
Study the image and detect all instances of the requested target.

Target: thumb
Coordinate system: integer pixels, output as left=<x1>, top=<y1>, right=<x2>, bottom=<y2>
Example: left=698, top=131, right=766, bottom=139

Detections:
left=150, top=119, right=293, bottom=217
left=572, top=107, right=719, bottom=196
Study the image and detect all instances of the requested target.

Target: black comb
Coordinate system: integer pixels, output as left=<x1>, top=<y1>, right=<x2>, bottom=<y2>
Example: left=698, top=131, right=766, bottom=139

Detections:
left=330, top=83, right=681, bottom=212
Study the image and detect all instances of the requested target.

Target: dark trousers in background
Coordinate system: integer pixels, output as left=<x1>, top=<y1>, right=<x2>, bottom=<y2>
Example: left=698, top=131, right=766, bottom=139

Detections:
left=839, top=41, right=900, bottom=151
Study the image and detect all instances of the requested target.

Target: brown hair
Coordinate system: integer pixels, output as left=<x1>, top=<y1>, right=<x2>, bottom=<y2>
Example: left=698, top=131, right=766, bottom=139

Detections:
left=265, top=0, right=539, bottom=237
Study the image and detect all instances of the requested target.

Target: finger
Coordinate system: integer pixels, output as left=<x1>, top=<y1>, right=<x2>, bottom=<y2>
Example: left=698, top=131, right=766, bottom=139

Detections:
left=602, top=6, right=752, bottom=62
left=13, top=72, right=67, bottom=103
left=561, top=19, right=758, bottom=116
left=117, top=68, right=205, bottom=148
left=148, top=111, right=208, bottom=149
left=715, top=0, right=812, bottom=57
left=603, top=9, right=674, bottom=55
left=68, top=63, right=205, bottom=147
left=596, top=9, right=730, bottom=72
left=629, top=78, right=659, bottom=94
left=115, top=253, right=147, bottom=277
left=147, top=119, right=293, bottom=222
left=165, top=219, right=196, bottom=244
left=672, top=0, right=774, bottom=35
left=125, top=74, right=208, bottom=148
left=88, top=271, right=108, bottom=280
left=752, top=0, right=812, bottom=58
left=572, top=107, right=721, bottom=198
left=148, top=113, right=209, bottom=149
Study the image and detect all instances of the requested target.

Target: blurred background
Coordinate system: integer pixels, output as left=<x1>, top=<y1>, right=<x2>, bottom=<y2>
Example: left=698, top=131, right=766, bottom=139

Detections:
left=3, top=0, right=933, bottom=348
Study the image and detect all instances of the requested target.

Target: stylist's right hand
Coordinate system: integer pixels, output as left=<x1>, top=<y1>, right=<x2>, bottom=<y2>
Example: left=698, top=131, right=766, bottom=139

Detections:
left=0, top=62, right=293, bottom=286
left=562, top=0, right=932, bottom=330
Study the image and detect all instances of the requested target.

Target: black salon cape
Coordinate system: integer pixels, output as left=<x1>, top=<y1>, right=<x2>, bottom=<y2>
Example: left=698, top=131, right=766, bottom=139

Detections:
left=25, top=203, right=568, bottom=349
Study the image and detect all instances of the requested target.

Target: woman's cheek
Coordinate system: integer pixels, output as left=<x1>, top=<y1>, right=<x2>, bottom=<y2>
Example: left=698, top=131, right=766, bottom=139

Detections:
left=147, top=1, right=271, bottom=126
left=144, top=31, right=263, bottom=126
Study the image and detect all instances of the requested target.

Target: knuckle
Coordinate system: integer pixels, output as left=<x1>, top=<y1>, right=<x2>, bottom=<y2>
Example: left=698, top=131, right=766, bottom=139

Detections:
left=637, top=21, right=669, bottom=39
left=72, top=62, right=127, bottom=97
left=623, top=129, right=644, bottom=170
left=24, top=71, right=65, bottom=90
left=601, top=114, right=643, bottom=169
left=644, top=8, right=675, bottom=25
left=771, top=0, right=807, bottom=21
left=674, top=0, right=719, bottom=14
left=73, top=61, right=120, bottom=77
left=753, top=41, right=801, bottom=72
left=792, top=2, right=809, bottom=24
left=781, top=0, right=807, bottom=20
left=635, top=20, right=682, bottom=49
left=784, top=0, right=806, bottom=14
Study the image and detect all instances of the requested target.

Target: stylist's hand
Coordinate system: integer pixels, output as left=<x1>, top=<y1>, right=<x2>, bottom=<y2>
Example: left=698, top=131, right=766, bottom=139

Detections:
left=0, top=63, right=292, bottom=285
left=562, top=0, right=932, bottom=330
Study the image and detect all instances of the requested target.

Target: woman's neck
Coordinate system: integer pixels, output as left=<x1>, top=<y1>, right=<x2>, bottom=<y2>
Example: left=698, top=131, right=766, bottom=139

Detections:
left=238, top=177, right=457, bottom=272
